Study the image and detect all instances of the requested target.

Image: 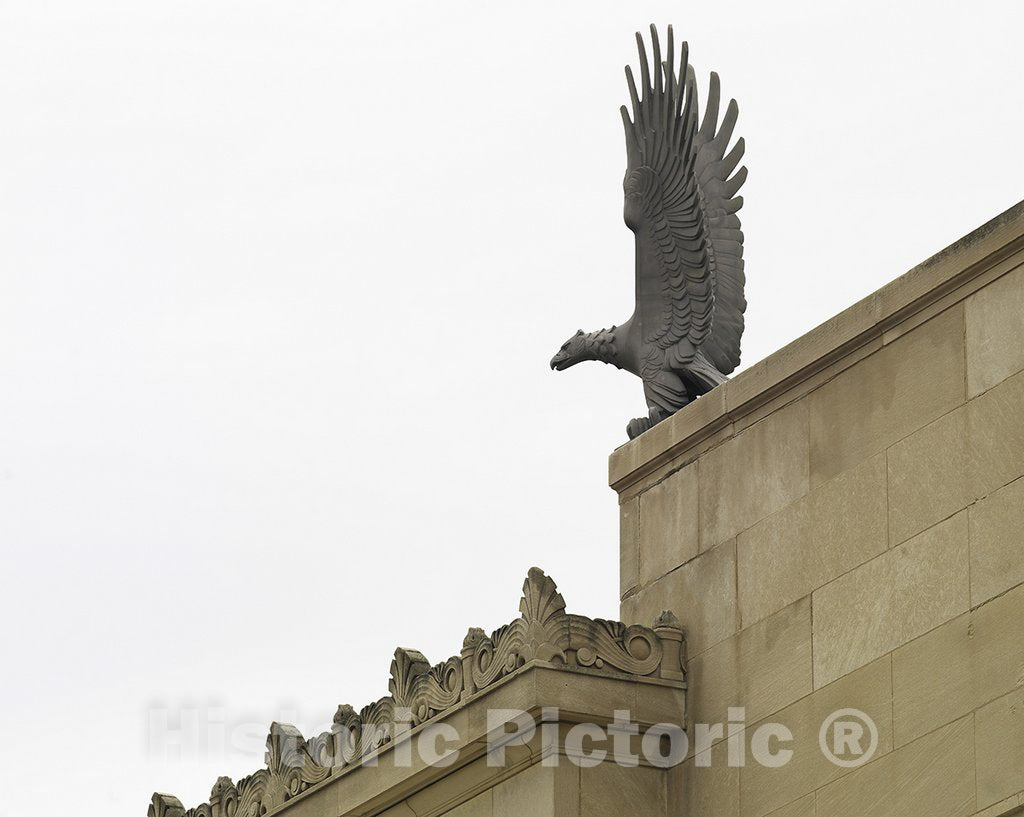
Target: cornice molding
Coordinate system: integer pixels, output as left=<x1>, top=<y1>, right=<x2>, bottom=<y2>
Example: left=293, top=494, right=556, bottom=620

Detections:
left=149, top=568, right=685, bottom=817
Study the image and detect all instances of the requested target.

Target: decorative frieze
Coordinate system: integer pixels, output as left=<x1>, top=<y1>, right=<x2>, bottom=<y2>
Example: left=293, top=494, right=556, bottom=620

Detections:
left=148, top=567, right=685, bottom=817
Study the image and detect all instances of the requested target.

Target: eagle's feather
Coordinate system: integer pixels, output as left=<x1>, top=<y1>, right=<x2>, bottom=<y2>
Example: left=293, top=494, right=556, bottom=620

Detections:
left=621, top=25, right=746, bottom=376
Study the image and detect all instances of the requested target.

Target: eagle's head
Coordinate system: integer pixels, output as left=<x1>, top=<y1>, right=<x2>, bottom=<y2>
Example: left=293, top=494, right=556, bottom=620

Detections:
left=550, top=330, right=588, bottom=371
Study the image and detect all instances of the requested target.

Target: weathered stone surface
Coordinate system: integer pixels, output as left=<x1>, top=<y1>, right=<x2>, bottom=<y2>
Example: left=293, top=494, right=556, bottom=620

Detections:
left=551, top=762, right=581, bottom=817
left=377, top=802, right=418, bottom=817
left=580, top=763, right=667, bottom=817
left=622, top=539, right=737, bottom=657
left=737, top=453, right=887, bottom=626
left=976, top=687, right=1024, bottom=810
left=679, top=738, right=738, bottom=817
left=402, top=764, right=494, bottom=817
left=638, top=463, right=699, bottom=585
left=698, top=400, right=809, bottom=549
left=967, top=368, right=1024, bottom=502
left=620, top=495, right=639, bottom=599
left=739, top=657, right=893, bottom=817
left=763, top=794, right=815, bottom=817
left=687, top=597, right=812, bottom=728
left=970, top=477, right=1024, bottom=606
left=812, top=512, right=970, bottom=687
left=967, top=263, right=1024, bottom=397
left=808, top=304, right=966, bottom=488
left=892, top=582, right=1024, bottom=747
left=493, top=762, right=552, bottom=817
left=888, top=369, right=1024, bottom=546
left=972, top=793, right=1024, bottom=817
left=815, top=715, right=975, bottom=817
left=443, top=791, right=492, bottom=817
left=886, top=403, right=970, bottom=546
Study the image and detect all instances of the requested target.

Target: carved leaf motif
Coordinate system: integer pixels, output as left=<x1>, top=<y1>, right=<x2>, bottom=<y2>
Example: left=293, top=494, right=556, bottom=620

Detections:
left=569, top=617, right=663, bottom=676
left=358, top=697, right=396, bottom=757
left=263, top=722, right=331, bottom=808
left=519, top=567, right=566, bottom=625
left=518, top=568, right=571, bottom=664
left=234, top=770, right=269, bottom=817
left=332, top=704, right=363, bottom=768
left=147, top=568, right=685, bottom=817
left=389, top=648, right=431, bottom=710
left=149, top=794, right=185, bottom=817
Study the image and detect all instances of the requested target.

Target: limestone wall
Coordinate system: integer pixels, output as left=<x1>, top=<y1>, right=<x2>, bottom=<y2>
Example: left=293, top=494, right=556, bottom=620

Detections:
left=613, top=201, right=1024, bottom=817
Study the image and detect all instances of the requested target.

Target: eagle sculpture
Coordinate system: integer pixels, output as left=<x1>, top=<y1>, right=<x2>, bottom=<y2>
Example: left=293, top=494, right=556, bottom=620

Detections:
left=550, top=25, right=747, bottom=440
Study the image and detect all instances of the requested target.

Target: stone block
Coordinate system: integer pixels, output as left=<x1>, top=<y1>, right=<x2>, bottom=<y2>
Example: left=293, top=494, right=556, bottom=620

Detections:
left=815, top=715, right=975, bottom=817
left=737, top=453, right=887, bottom=626
left=636, top=680, right=688, bottom=728
left=679, top=736, right=738, bottom=817
left=639, top=463, right=699, bottom=586
left=892, top=583, right=1024, bottom=747
left=401, top=750, right=498, bottom=817
left=533, top=669, right=638, bottom=724
left=492, top=761, right=552, bottom=817
left=620, top=496, right=640, bottom=599
left=621, top=539, right=737, bottom=657
left=888, top=368, right=1024, bottom=546
left=887, top=406, right=972, bottom=546
left=739, top=657, right=893, bottom=817
left=970, top=477, right=1024, bottom=605
left=378, top=802, right=419, bottom=817
left=967, top=369, right=1024, bottom=502
left=971, top=793, right=1024, bottom=817
left=698, top=400, right=809, bottom=549
left=580, top=763, right=667, bottom=817
left=812, top=512, right=970, bottom=687
left=687, top=597, right=812, bottom=729
left=976, top=687, right=1024, bottom=810
left=808, top=304, right=966, bottom=488
left=764, top=795, right=814, bottom=817
left=551, top=761, right=581, bottom=817
left=442, top=790, right=492, bottom=817
left=967, top=263, right=1024, bottom=397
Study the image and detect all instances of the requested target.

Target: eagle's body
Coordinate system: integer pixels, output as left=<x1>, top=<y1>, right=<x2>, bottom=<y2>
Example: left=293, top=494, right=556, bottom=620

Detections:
left=551, top=26, right=747, bottom=439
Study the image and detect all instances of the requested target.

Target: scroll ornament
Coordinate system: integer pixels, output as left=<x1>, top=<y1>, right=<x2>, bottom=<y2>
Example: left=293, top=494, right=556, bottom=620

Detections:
left=149, top=568, right=686, bottom=816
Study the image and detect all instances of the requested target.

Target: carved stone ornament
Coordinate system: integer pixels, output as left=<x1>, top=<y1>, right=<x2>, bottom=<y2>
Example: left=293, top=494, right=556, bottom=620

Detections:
left=551, top=25, right=747, bottom=439
left=148, top=568, right=686, bottom=816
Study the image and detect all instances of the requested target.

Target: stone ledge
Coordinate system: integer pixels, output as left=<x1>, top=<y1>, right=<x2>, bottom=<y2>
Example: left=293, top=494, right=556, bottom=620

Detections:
left=147, top=569, right=687, bottom=817
left=610, top=198, right=1024, bottom=494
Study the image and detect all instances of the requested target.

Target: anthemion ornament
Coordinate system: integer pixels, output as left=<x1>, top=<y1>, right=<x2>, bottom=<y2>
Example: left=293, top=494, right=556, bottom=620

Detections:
left=551, top=25, right=747, bottom=439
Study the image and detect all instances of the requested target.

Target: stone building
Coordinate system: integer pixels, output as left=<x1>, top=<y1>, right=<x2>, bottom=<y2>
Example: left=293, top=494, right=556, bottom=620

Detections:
left=150, top=202, right=1024, bottom=817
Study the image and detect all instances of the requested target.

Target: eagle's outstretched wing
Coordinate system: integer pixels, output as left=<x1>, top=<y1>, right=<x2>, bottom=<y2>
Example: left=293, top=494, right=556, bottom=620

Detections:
left=621, top=25, right=746, bottom=374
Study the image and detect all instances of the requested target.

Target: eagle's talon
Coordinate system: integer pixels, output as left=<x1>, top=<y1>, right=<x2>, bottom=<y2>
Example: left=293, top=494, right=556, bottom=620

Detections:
left=627, top=417, right=653, bottom=439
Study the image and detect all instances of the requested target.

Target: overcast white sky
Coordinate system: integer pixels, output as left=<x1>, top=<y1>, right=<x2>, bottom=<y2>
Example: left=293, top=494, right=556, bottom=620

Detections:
left=1, top=1, right=1021, bottom=813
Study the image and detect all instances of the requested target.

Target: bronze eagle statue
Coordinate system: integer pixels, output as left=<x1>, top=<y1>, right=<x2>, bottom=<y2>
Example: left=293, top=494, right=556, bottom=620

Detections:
left=550, top=25, right=747, bottom=439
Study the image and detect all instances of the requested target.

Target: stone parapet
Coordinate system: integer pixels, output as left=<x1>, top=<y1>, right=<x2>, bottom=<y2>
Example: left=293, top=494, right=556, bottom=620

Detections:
left=148, top=569, right=686, bottom=817
left=614, top=199, right=1024, bottom=817
left=610, top=199, right=1024, bottom=499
